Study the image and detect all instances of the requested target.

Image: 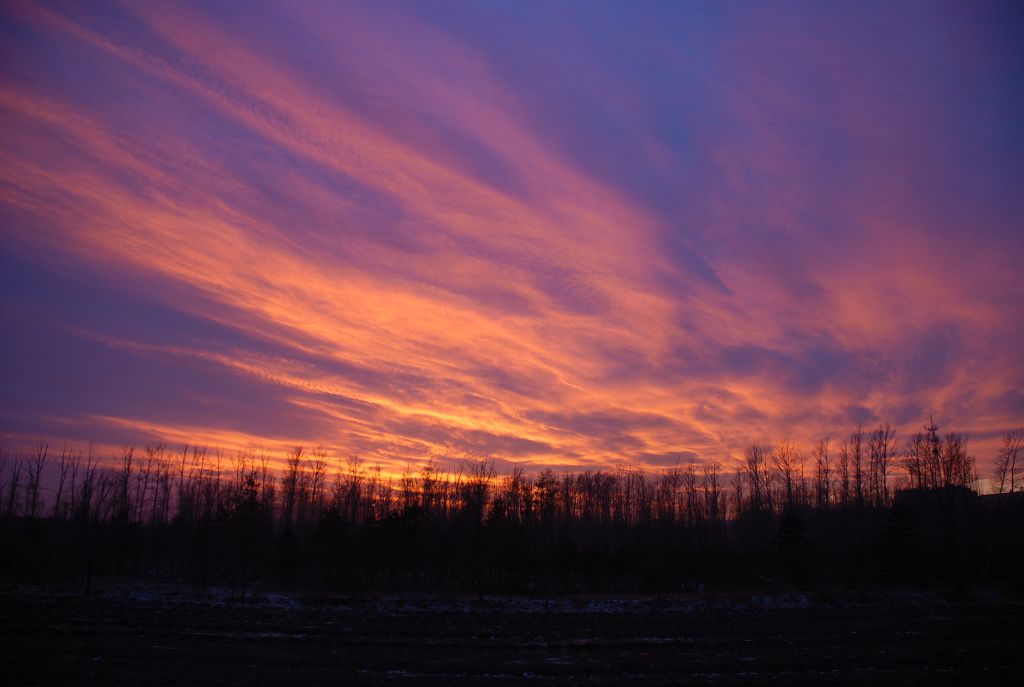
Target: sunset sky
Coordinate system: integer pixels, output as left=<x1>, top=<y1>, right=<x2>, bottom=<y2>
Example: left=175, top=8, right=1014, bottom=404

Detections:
left=2, top=1, right=1022, bottom=477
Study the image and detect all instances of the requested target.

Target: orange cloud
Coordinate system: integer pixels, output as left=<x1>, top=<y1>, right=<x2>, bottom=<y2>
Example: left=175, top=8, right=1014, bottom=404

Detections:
left=1, top=1, right=1020, bottom=478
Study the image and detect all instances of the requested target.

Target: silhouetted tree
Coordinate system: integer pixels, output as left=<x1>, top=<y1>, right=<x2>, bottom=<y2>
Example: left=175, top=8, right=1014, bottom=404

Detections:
left=868, top=423, right=895, bottom=507
left=994, top=429, right=1023, bottom=494
left=281, top=446, right=303, bottom=531
left=742, top=444, right=769, bottom=512
left=1, top=419, right=1009, bottom=595
left=849, top=425, right=865, bottom=507
left=813, top=438, right=831, bottom=509
left=24, top=442, right=47, bottom=520
left=836, top=437, right=850, bottom=507
left=772, top=440, right=800, bottom=508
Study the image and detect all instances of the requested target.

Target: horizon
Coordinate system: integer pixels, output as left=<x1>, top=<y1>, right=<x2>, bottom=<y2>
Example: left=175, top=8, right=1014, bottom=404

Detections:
left=0, top=420, right=1007, bottom=496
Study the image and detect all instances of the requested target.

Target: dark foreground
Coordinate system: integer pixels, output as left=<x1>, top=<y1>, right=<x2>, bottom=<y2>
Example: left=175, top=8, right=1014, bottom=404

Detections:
left=2, top=586, right=1022, bottom=685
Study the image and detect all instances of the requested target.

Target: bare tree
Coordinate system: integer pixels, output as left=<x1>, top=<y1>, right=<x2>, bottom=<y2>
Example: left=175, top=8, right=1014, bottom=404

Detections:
left=837, top=438, right=851, bottom=506
left=702, top=459, right=723, bottom=525
left=742, top=444, right=769, bottom=512
left=461, top=459, right=494, bottom=522
left=1, top=447, right=22, bottom=518
left=340, top=453, right=364, bottom=524
left=850, top=425, right=865, bottom=506
left=903, top=431, right=930, bottom=490
left=25, top=441, right=48, bottom=519
left=868, top=424, right=895, bottom=507
left=730, top=469, right=744, bottom=520
left=53, top=443, right=74, bottom=519
left=134, top=445, right=154, bottom=524
left=682, top=459, right=700, bottom=527
left=76, top=445, right=99, bottom=522
left=420, top=458, right=439, bottom=515
left=309, top=446, right=328, bottom=517
left=993, top=429, right=1022, bottom=494
left=772, top=440, right=800, bottom=508
left=281, top=445, right=303, bottom=530
left=940, top=432, right=975, bottom=489
left=925, top=417, right=942, bottom=488
left=118, top=445, right=135, bottom=522
left=813, top=438, right=831, bottom=509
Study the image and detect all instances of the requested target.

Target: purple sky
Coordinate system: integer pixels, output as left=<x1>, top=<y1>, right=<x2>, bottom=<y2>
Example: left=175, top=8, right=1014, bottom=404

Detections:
left=2, top=1, right=1022, bottom=476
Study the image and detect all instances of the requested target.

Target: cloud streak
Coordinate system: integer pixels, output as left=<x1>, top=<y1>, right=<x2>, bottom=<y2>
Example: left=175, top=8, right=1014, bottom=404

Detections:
left=1, top=1, right=1021, bottom=474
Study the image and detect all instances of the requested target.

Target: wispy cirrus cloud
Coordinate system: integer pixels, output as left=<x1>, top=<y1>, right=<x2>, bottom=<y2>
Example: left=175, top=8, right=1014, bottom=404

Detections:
left=1, top=1, right=1021, bottom=473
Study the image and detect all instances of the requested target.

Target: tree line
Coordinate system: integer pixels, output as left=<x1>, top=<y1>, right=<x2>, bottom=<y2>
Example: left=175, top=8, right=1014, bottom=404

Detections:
left=1, top=422, right=1021, bottom=595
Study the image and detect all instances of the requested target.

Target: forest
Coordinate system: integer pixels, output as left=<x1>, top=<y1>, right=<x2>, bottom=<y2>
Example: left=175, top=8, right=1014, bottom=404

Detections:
left=1, top=423, right=1022, bottom=595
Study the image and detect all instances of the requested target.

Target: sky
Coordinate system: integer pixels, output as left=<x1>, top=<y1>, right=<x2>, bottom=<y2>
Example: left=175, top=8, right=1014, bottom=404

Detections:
left=1, top=0, right=1022, bottom=477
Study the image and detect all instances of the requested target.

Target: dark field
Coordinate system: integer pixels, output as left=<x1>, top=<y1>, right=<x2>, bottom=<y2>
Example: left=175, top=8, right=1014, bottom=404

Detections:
left=3, top=586, right=1022, bottom=685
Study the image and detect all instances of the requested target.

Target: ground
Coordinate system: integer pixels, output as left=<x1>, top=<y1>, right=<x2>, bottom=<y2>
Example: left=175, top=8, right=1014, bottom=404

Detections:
left=2, top=584, right=1022, bottom=685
